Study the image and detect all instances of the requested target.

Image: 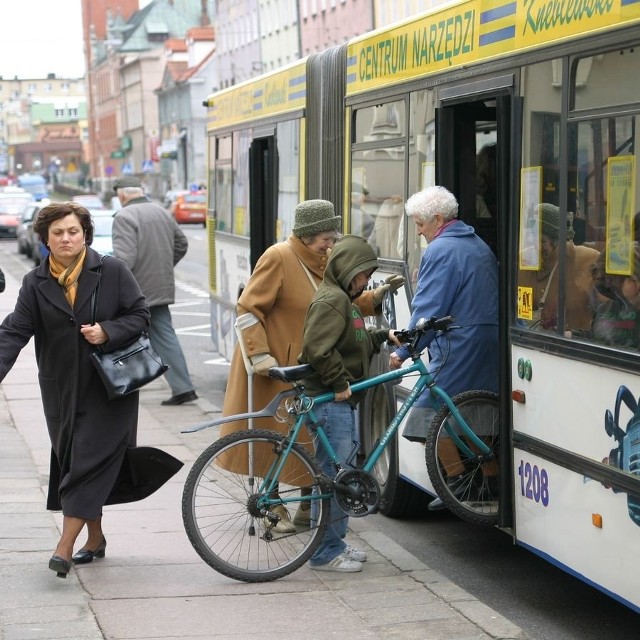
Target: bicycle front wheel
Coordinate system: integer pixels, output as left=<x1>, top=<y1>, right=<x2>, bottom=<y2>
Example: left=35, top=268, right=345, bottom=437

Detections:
left=425, top=391, right=500, bottom=526
left=182, top=429, right=330, bottom=582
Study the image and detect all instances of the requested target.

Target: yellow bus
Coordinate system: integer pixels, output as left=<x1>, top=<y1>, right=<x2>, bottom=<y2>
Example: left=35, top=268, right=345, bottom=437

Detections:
left=204, top=0, right=640, bottom=611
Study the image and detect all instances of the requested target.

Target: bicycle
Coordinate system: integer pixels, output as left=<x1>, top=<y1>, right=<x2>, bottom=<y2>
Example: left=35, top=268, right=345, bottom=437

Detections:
left=181, top=315, right=500, bottom=582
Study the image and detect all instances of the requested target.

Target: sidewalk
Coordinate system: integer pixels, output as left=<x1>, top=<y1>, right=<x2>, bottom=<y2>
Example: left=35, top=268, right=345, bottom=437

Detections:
left=0, top=268, right=529, bottom=640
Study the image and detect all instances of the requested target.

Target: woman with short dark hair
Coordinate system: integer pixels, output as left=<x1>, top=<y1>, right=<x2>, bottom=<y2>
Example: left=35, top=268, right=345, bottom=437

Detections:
left=0, top=202, right=180, bottom=578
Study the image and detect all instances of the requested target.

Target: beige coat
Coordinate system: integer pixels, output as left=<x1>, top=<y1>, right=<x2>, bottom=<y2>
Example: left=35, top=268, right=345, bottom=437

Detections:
left=220, top=235, right=377, bottom=481
left=520, top=242, right=599, bottom=331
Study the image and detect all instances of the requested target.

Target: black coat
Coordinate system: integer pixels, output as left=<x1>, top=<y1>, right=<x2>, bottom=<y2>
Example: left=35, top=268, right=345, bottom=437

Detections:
left=0, top=247, right=157, bottom=518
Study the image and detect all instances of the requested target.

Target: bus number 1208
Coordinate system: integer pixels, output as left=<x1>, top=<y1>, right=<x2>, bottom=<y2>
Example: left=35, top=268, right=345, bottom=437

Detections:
left=518, top=460, right=550, bottom=507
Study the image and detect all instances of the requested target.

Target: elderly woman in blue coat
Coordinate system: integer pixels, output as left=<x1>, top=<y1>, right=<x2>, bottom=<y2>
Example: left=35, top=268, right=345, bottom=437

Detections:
left=389, top=186, right=499, bottom=509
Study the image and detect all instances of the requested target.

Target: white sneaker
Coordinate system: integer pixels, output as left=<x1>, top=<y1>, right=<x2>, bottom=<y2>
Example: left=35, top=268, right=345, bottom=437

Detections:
left=343, top=545, right=367, bottom=562
left=310, top=553, right=363, bottom=572
left=262, top=505, right=296, bottom=533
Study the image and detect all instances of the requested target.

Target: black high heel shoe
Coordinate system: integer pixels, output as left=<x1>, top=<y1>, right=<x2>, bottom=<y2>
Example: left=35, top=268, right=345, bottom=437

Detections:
left=72, top=537, right=107, bottom=565
left=49, top=555, right=72, bottom=578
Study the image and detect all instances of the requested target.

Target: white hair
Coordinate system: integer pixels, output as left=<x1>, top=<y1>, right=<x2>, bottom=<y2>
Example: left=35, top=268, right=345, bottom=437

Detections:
left=405, top=186, right=458, bottom=222
left=118, top=186, right=144, bottom=198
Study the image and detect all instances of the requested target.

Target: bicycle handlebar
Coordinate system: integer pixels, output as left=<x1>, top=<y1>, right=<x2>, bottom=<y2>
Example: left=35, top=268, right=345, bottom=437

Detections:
left=393, top=315, right=455, bottom=345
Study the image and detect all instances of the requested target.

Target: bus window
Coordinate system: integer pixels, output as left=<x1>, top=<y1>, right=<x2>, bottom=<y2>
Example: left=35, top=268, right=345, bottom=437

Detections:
left=565, top=112, right=640, bottom=351
left=233, top=130, right=251, bottom=237
left=351, top=100, right=407, bottom=260
left=407, top=89, right=436, bottom=284
left=214, top=135, right=232, bottom=233
left=353, top=100, right=406, bottom=143
left=573, top=49, right=640, bottom=111
left=352, top=146, right=405, bottom=259
left=215, top=164, right=232, bottom=232
left=568, top=48, right=640, bottom=352
left=517, top=60, right=572, bottom=333
left=276, top=120, right=300, bottom=242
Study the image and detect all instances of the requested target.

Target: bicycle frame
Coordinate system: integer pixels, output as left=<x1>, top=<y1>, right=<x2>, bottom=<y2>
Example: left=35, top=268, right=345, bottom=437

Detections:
left=259, top=353, right=492, bottom=510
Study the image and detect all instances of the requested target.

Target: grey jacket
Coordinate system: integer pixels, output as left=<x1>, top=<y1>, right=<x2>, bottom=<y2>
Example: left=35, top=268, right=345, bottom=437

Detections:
left=112, top=196, right=188, bottom=307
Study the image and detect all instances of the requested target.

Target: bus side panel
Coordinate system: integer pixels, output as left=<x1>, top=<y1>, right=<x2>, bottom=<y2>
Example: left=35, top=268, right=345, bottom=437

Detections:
left=212, top=234, right=251, bottom=360
left=512, top=347, right=640, bottom=612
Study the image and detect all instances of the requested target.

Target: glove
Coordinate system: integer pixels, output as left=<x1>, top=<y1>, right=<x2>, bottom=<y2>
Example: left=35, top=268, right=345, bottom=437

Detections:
left=250, top=353, right=279, bottom=376
left=373, top=274, right=406, bottom=305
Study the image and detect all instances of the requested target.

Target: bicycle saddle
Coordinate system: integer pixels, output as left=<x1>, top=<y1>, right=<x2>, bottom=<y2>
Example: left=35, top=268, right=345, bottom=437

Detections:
left=268, top=363, right=314, bottom=382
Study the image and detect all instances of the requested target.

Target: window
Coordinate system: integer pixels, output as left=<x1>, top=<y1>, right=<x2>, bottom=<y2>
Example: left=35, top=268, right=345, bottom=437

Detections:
left=516, top=51, right=640, bottom=354
left=214, top=135, right=232, bottom=232
left=351, top=99, right=408, bottom=260
left=276, top=120, right=301, bottom=241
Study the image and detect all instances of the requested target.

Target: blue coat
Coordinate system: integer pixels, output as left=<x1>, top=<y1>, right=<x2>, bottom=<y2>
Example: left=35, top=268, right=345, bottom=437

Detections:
left=396, top=220, right=498, bottom=408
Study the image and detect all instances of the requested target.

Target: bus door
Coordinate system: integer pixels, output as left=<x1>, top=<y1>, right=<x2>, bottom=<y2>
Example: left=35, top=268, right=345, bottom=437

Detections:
left=248, top=134, right=277, bottom=270
left=436, top=84, right=521, bottom=528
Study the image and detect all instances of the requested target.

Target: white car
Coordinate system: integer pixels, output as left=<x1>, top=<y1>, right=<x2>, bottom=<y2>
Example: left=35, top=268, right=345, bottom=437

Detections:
left=91, top=210, right=116, bottom=255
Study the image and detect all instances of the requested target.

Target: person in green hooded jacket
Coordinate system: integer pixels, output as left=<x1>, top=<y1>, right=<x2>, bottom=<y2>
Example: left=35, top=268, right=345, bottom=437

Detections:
left=299, top=234, right=400, bottom=572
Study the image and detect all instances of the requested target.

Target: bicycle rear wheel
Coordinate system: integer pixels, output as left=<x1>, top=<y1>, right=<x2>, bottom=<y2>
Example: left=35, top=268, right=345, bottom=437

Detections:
left=424, top=391, right=500, bottom=526
left=182, top=429, right=330, bottom=582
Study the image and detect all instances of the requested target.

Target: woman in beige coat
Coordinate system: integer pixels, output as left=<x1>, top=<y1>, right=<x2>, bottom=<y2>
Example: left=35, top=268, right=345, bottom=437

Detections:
left=221, top=199, right=403, bottom=531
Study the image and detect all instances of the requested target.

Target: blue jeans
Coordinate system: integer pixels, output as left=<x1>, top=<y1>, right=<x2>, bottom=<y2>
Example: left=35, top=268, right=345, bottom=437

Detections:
left=309, top=401, right=357, bottom=566
left=148, top=305, right=195, bottom=396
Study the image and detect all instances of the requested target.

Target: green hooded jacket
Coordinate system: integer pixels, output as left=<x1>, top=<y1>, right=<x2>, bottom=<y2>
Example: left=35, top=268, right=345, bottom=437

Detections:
left=299, top=235, right=389, bottom=405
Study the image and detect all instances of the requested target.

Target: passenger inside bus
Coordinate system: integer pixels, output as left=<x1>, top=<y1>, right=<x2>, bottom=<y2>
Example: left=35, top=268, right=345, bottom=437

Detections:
left=350, top=181, right=374, bottom=240
left=519, top=203, right=599, bottom=331
left=370, top=193, right=404, bottom=259
left=475, top=142, right=496, bottom=219
left=568, top=244, right=640, bottom=350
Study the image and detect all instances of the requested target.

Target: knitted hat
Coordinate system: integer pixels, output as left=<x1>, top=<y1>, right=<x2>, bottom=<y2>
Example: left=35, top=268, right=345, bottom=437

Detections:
left=539, top=203, right=575, bottom=241
left=292, top=199, right=341, bottom=238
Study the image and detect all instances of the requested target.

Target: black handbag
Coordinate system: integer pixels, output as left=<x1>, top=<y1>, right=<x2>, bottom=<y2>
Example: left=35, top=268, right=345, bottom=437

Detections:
left=89, top=258, right=169, bottom=400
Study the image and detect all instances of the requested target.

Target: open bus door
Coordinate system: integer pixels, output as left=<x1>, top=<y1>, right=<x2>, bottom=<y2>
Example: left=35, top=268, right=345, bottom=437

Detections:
left=248, top=136, right=277, bottom=270
left=436, top=88, right=521, bottom=529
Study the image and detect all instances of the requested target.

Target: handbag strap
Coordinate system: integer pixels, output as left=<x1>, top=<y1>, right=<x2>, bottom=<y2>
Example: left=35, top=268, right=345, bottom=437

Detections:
left=537, top=262, right=557, bottom=310
left=286, top=240, right=318, bottom=292
left=90, top=255, right=108, bottom=325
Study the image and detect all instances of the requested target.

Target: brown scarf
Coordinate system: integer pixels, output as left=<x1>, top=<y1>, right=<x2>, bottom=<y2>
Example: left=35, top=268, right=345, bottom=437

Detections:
left=49, top=245, right=87, bottom=308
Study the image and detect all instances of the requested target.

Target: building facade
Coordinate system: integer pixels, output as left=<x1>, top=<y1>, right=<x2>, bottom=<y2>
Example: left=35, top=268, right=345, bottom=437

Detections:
left=0, top=75, right=86, bottom=181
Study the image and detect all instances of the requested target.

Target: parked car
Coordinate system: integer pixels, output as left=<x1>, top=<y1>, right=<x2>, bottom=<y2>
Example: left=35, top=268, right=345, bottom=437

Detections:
left=17, top=173, right=49, bottom=201
left=72, top=194, right=104, bottom=210
left=162, top=189, right=189, bottom=210
left=0, top=188, right=34, bottom=239
left=172, top=191, right=207, bottom=226
left=90, top=209, right=116, bottom=256
left=17, top=200, right=49, bottom=256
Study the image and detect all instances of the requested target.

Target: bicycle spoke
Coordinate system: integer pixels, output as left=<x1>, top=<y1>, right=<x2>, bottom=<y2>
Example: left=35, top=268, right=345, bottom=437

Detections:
left=425, top=391, right=500, bottom=526
left=182, top=430, right=329, bottom=582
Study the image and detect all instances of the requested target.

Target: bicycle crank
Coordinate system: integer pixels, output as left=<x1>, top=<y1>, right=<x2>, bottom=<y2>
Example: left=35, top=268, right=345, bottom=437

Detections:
left=333, top=469, right=380, bottom=517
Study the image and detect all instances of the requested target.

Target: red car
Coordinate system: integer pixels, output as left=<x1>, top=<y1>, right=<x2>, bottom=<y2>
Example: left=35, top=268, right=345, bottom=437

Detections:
left=172, top=192, right=207, bottom=226
left=0, top=190, right=34, bottom=238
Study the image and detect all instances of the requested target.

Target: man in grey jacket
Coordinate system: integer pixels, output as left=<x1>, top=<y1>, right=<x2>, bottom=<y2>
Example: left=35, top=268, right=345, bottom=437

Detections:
left=112, top=176, right=197, bottom=405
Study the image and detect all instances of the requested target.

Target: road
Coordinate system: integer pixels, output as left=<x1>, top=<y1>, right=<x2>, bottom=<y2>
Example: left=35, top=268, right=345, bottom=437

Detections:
left=1, top=229, right=639, bottom=638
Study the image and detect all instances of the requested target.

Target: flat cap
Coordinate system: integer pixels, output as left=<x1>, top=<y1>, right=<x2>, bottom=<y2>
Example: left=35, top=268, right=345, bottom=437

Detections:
left=113, top=175, right=142, bottom=190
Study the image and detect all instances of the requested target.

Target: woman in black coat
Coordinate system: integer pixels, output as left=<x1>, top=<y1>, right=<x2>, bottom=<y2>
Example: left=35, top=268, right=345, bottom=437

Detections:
left=0, top=202, right=158, bottom=578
